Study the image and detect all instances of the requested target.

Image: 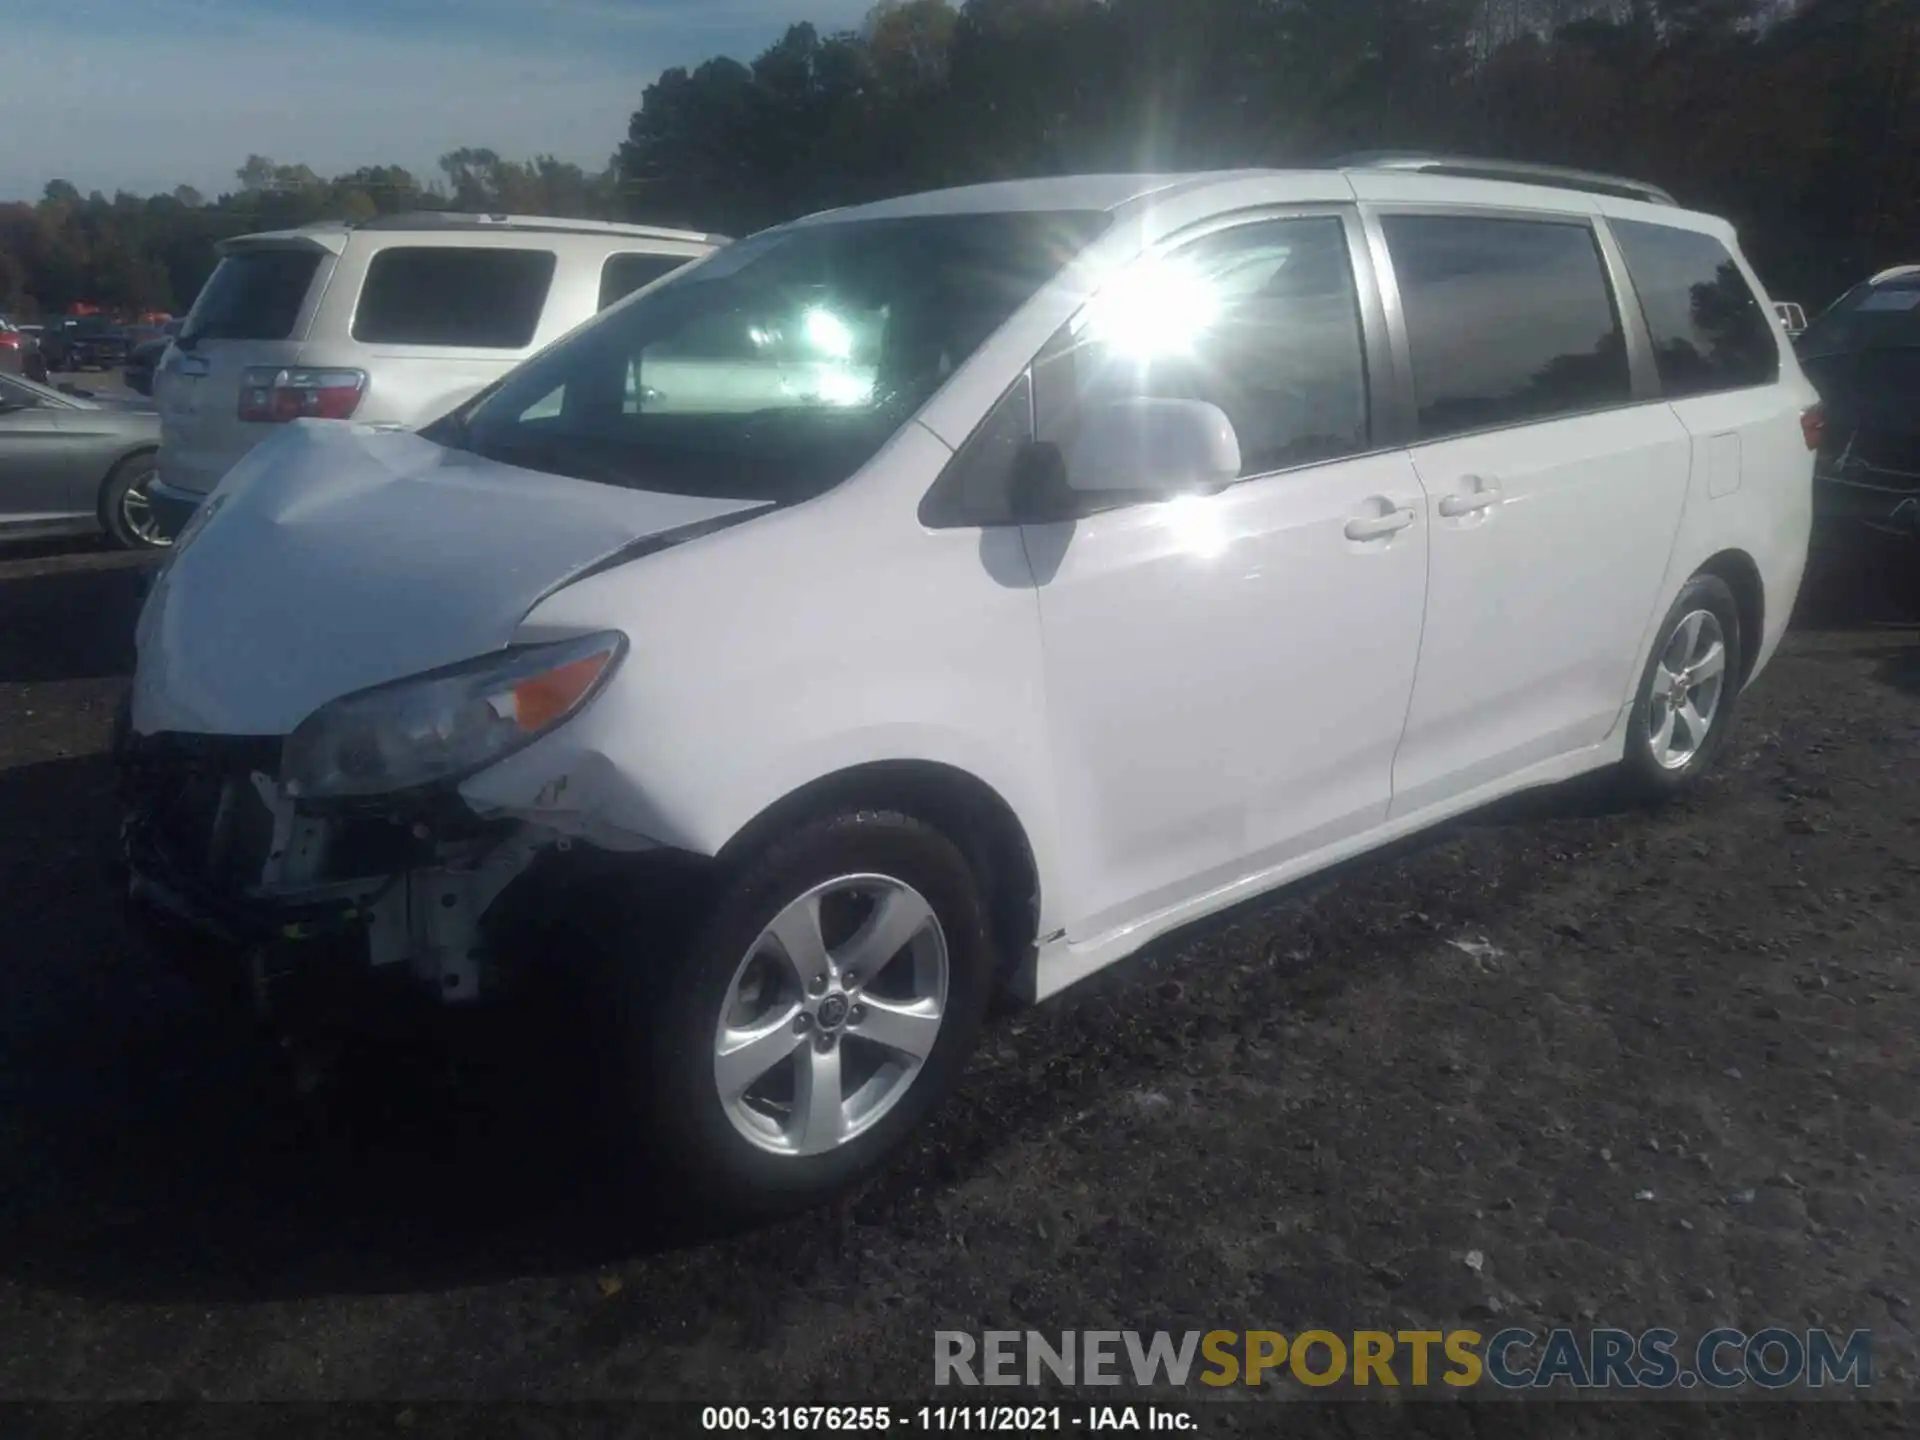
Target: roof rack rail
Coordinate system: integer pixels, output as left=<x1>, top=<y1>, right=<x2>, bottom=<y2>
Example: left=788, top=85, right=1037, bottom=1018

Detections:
left=1869, top=263, right=1920, bottom=286
left=1329, top=152, right=1677, bottom=207
left=347, top=210, right=729, bottom=244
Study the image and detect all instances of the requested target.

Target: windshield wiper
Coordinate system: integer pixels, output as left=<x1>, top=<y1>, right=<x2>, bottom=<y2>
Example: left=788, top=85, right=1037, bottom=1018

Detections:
left=475, top=437, right=643, bottom=489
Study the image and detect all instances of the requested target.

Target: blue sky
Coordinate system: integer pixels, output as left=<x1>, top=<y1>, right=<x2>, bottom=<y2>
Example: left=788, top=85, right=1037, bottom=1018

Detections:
left=1, top=0, right=877, bottom=203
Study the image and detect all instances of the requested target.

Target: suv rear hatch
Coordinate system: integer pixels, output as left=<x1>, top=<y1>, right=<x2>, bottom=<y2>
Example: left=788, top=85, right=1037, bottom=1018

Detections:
left=158, top=234, right=339, bottom=497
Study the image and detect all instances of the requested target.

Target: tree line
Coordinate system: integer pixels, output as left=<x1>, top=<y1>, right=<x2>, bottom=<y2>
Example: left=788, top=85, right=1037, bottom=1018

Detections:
left=2, top=0, right=1913, bottom=321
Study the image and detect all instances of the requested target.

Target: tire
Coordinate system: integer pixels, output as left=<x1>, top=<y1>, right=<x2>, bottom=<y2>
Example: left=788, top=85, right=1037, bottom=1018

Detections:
left=1610, top=573, right=1744, bottom=804
left=99, top=452, right=171, bottom=551
left=608, top=809, right=995, bottom=1220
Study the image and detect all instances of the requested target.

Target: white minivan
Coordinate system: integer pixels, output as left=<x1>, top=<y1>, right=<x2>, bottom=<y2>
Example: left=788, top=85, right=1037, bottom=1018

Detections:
left=147, top=211, right=723, bottom=538
left=121, top=159, right=1817, bottom=1215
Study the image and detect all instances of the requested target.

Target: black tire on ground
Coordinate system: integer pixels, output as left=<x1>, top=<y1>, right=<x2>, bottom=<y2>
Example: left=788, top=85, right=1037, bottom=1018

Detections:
left=98, top=451, right=169, bottom=551
left=606, top=809, right=995, bottom=1220
left=1609, top=572, right=1746, bottom=805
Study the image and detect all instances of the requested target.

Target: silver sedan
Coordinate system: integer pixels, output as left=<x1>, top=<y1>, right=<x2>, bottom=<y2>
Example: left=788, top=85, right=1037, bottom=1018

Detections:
left=0, top=371, right=168, bottom=549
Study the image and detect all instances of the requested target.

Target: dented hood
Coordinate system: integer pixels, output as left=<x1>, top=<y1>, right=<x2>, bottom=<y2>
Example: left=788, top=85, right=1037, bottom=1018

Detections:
left=132, top=422, right=767, bottom=737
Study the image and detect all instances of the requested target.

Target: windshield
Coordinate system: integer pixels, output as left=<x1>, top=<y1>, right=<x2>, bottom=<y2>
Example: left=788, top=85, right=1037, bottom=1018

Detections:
left=445, top=210, right=1110, bottom=504
left=1799, top=277, right=1920, bottom=357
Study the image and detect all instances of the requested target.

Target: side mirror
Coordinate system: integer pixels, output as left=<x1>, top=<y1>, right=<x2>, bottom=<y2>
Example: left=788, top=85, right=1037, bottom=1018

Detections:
left=1064, top=397, right=1242, bottom=498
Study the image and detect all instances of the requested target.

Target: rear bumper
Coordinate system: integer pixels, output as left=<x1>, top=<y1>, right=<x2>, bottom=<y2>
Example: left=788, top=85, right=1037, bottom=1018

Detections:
left=1813, top=469, right=1920, bottom=540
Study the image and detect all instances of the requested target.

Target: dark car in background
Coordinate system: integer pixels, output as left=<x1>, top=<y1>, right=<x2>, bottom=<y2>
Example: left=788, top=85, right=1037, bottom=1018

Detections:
left=1800, top=264, right=1920, bottom=541
left=39, top=315, right=133, bottom=373
left=0, top=320, right=49, bottom=383
left=122, top=318, right=182, bottom=397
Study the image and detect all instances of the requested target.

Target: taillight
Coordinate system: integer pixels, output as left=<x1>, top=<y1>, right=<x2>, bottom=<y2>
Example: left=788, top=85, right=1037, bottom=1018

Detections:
left=1800, top=404, right=1826, bottom=452
left=0, top=333, right=18, bottom=350
left=238, top=367, right=367, bottom=423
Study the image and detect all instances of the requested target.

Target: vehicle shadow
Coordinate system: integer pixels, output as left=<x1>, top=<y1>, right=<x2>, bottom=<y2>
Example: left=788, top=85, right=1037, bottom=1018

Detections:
left=0, top=742, right=1656, bottom=1307
left=0, top=543, right=151, bottom=684
left=1793, top=529, right=1920, bottom=631
left=0, top=535, right=1897, bottom=1308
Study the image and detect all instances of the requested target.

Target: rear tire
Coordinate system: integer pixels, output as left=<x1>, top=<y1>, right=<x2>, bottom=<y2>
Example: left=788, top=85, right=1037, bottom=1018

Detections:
left=99, top=452, right=171, bottom=551
left=1609, top=573, right=1744, bottom=804
left=605, top=810, right=995, bottom=1220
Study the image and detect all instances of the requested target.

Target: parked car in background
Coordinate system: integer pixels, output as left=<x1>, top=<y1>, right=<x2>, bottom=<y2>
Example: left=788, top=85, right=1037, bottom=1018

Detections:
left=1774, top=301, right=1807, bottom=338
left=0, top=369, right=168, bottom=548
left=0, top=320, right=30, bottom=376
left=40, top=315, right=133, bottom=373
left=148, top=211, right=725, bottom=537
left=122, top=160, right=1815, bottom=1216
left=12, top=324, right=49, bottom=383
left=1798, top=263, right=1920, bottom=540
left=124, top=318, right=183, bottom=397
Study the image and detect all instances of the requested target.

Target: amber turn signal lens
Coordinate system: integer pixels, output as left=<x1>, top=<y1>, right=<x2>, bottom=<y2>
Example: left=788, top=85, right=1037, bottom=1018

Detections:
left=511, top=651, right=615, bottom=732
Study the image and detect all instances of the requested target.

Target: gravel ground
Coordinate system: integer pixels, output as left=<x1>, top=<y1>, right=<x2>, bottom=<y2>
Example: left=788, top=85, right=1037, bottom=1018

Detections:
left=0, top=532, right=1916, bottom=1432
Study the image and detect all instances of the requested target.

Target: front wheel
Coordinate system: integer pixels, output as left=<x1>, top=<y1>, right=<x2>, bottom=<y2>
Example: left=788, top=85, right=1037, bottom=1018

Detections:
left=611, top=810, right=995, bottom=1219
left=1609, top=573, right=1744, bottom=804
left=99, top=453, right=172, bottom=551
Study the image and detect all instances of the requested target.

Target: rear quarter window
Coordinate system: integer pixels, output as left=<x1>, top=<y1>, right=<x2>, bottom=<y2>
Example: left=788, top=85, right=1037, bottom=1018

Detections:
left=351, top=246, right=558, bottom=348
left=1610, top=220, right=1780, bottom=397
left=599, top=252, right=693, bottom=310
left=185, top=249, right=323, bottom=341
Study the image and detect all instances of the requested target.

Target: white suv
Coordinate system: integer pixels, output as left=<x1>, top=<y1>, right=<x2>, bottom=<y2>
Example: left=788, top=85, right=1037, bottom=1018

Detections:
left=147, top=211, right=724, bottom=537
left=122, top=159, right=1817, bottom=1216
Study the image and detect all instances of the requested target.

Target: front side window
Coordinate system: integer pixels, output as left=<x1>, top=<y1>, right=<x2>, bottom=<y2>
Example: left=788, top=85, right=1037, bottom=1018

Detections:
left=1611, top=219, right=1780, bottom=395
left=1383, top=214, right=1631, bottom=442
left=352, top=247, right=557, bottom=348
left=1034, top=215, right=1371, bottom=481
left=450, top=210, right=1110, bottom=504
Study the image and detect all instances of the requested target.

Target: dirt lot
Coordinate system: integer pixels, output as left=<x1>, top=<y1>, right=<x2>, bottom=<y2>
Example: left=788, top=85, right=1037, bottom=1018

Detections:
left=0, top=532, right=1915, bottom=1430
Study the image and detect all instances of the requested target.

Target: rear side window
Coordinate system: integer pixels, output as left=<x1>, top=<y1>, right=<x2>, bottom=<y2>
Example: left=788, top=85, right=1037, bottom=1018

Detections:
left=1611, top=220, right=1780, bottom=396
left=599, top=253, right=691, bottom=310
left=185, top=249, right=322, bottom=342
left=352, top=247, right=557, bottom=348
left=1383, top=214, right=1631, bottom=441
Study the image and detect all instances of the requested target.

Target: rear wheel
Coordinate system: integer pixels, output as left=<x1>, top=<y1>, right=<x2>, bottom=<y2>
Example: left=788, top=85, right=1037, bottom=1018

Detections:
left=99, top=453, right=171, bottom=551
left=1609, top=573, right=1744, bottom=803
left=608, top=810, right=995, bottom=1219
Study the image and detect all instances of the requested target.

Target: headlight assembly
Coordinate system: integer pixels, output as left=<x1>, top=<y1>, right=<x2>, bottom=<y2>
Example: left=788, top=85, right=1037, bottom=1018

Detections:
left=281, top=631, right=626, bottom=801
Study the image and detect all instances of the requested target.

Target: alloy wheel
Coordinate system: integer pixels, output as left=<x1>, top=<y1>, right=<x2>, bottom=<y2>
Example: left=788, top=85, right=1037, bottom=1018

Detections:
left=119, top=465, right=172, bottom=548
left=712, top=873, right=948, bottom=1158
left=1647, top=608, right=1727, bottom=770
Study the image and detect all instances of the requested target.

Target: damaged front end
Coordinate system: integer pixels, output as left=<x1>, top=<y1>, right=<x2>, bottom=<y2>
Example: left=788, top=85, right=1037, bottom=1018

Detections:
left=117, top=727, right=580, bottom=1030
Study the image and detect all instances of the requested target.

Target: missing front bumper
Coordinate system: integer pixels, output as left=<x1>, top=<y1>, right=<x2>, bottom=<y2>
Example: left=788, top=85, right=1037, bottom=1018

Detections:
left=118, top=736, right=561, bottom=1021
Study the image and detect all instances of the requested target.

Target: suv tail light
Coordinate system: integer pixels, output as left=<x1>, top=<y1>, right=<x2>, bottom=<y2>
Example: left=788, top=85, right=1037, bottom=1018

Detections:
left=239, top=367, right=367, bottom=423
left=1800, top=404, right=1826, bottom=452
left=0, top=332, right=19, bottom=350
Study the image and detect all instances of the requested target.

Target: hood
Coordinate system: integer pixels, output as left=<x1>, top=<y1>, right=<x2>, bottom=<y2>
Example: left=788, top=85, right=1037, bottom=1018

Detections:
left=132, top=422, right=769, bottom=737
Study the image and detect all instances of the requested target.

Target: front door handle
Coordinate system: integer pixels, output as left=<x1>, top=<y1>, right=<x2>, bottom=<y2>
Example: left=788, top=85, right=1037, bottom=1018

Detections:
left=1438, top=483, right=1502, bottom=518
left=1344, top=507, right=1418, bottom=542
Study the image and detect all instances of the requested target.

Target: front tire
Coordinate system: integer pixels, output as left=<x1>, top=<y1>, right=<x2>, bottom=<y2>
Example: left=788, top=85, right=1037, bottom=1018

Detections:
left=611, top=810, right=995, bottom=1219
left=1611, top=573, right=1744, bottom=804
left=100, top=453, right=171, bottom=551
